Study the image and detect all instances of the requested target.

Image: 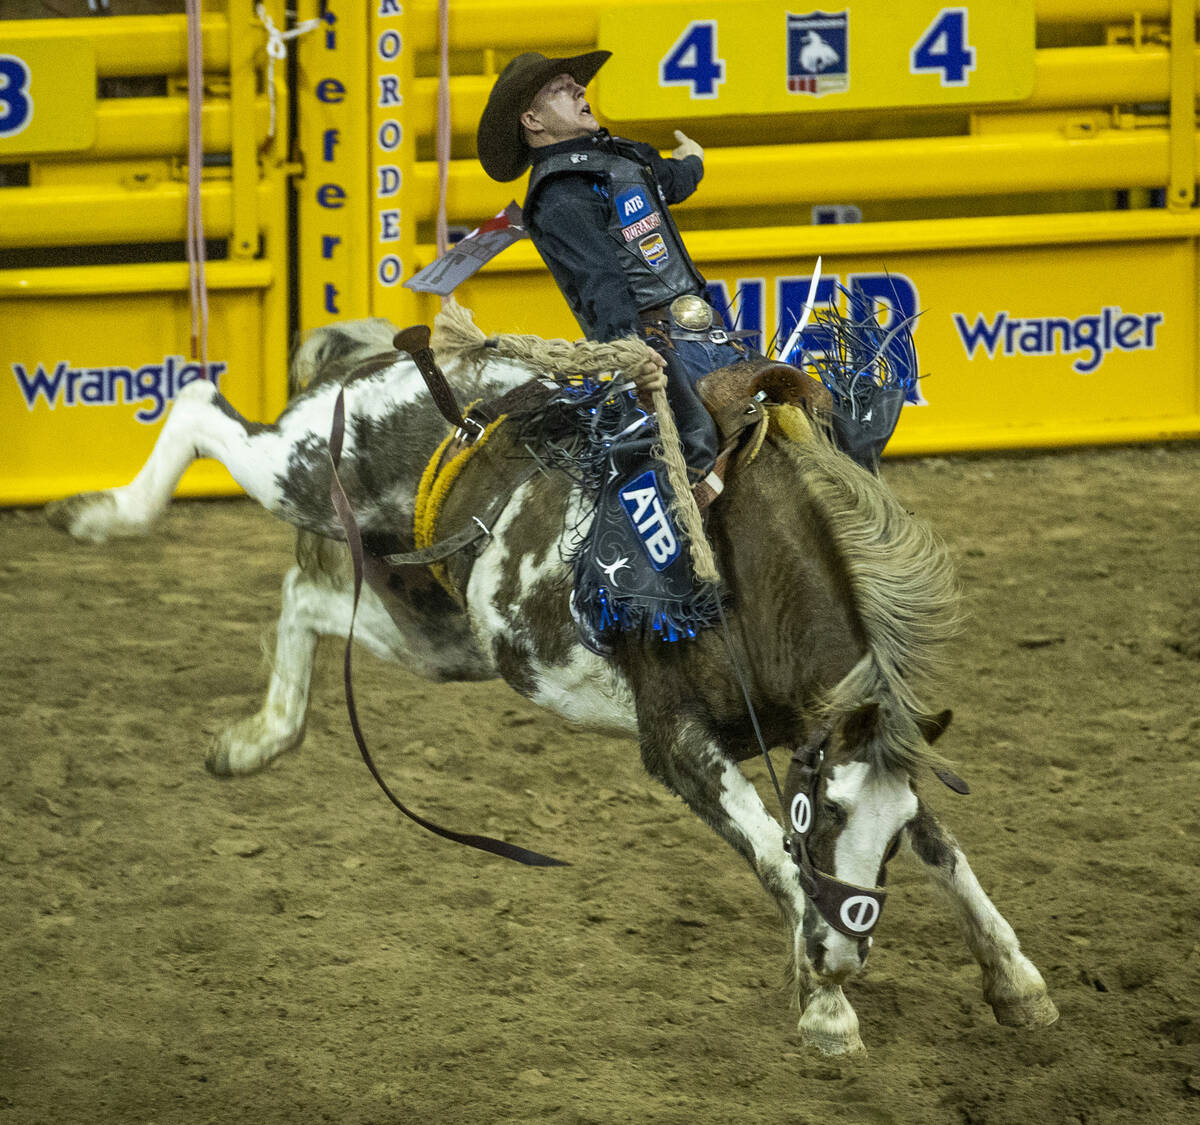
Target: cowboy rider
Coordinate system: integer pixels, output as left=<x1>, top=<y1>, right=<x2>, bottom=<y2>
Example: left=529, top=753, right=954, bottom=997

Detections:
left=477, top=50, right=749, bottom=478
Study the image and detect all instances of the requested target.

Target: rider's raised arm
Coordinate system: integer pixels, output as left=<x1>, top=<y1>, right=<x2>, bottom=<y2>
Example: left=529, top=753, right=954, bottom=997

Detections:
left=644, top=133, right=705, bottom=206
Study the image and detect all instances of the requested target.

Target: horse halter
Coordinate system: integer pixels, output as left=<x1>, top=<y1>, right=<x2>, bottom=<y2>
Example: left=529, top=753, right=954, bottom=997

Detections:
left=781, top=733, right=895, bottom=940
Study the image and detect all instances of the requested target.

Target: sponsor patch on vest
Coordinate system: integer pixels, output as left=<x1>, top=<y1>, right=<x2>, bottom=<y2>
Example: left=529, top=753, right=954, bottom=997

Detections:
left=619, top=469, right=680, bottom=570
left=616, top=187, right=652, bottom=223
left=638, top=233, right=669, bottom=269
left=622, top=211, right=662, bottom=242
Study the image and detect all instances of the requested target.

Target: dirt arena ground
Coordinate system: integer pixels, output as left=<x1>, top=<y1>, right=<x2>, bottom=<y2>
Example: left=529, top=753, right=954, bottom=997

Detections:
left=2, top=442, right=1198, bottom=1124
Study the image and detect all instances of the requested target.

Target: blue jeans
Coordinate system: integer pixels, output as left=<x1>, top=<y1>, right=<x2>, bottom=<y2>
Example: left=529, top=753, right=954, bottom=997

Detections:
left=648, top=336, right=749, bottom=477
left=672, top=337, right=750, bottom=385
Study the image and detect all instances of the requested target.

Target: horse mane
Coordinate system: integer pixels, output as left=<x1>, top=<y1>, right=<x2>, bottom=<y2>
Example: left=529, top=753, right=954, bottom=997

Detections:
left=776, top=423, right=963, bottom=775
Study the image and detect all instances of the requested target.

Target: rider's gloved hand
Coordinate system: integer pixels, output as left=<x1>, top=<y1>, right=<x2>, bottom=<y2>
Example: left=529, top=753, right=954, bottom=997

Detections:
left=672, top=130, right=704, bottom=162
left=630, top=350, right=668, bottom=409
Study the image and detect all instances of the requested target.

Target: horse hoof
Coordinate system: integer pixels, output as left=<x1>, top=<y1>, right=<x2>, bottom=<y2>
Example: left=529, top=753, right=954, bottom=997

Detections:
left=798, top=986, right=866, bottom=1057
left=205, top=745, right=236, bottom=777
left=991, top=992, right=1060, bottom=1029
left=206, top=721, right=302, bottom=777
left=45, top=492, right=117, bottom=543
left=799, top=1023, right=867, bottom=1057
left=205, top=743, right=273, bottom=778
left=205, top=736, right=268, bottom=777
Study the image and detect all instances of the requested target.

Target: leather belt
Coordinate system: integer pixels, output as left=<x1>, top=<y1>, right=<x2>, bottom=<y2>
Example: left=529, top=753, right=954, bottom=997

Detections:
left=638, top=302, right=755, bottom=346
left=646, top=324, right=758, bottom=345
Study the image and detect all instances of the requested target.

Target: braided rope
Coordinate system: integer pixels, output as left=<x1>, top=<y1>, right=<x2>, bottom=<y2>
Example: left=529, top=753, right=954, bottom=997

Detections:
left=433, top=298, right=651, bottom=380
left=432, top=300, right=719, bottom=585
left=650, top=386, right=719, bottom=584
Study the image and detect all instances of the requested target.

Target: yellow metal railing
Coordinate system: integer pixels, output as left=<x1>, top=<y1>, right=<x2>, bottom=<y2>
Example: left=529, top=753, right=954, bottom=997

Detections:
left=1169, top=0, right=1199, bottom=209
left=0, top=181, right=279, bottom=250
left=407, top=48, right=1200, bottom=134
left=398, top=0, right=1200, bottom=49
left=405, top=129, right=1198, bottom=216
left=0, top=1, right=293, bottom=503
left=375, top=0, right=1200, bottom=259
left=3, top=13, right=232, bottom=74
left=0, top=3, right=290, bottom=277
left=0, top=8, right=282, bottom=252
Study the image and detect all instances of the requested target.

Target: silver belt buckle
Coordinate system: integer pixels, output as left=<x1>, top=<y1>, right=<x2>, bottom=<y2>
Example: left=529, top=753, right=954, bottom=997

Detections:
left=669, top=294, right=713, bottom=332
left=709, top=329, right=729, bottom=344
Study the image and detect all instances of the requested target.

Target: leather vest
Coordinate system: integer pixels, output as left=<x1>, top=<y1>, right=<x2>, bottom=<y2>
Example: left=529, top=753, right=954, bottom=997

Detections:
left=525, top=144, right=706, bottom=329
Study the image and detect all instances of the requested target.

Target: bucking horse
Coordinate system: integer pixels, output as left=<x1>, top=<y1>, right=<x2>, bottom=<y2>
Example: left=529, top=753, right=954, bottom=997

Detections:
left=46, top=302, right=1058, bottom=1055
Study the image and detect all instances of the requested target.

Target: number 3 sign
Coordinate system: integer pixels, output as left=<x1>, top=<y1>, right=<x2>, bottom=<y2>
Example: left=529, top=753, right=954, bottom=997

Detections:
left=0, top=36, right=96, bottom=156
left=596, top=1, right=1034, bottom=120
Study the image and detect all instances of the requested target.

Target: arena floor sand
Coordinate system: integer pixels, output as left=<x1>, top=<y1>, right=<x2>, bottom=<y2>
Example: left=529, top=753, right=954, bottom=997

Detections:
left=2, top=442, right=1198, bottom=1124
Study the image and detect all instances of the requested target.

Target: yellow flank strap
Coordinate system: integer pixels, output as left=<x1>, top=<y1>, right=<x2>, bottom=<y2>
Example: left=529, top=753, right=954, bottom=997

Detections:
left=411, top=411, right=509, bottom=596
left=413, top=429, right=457, bottom=552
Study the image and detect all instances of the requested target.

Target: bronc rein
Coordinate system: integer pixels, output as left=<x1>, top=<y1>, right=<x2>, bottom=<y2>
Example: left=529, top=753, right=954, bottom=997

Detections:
left=326, top=328, right=568, bottom=867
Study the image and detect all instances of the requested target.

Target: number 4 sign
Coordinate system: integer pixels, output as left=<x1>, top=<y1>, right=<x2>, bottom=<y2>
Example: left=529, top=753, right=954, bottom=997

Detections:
left=660, top=20, right=726, bottom=99
left=910, top=8, right=977, bottom=87
left=595, top=1, right=1034, bottom=120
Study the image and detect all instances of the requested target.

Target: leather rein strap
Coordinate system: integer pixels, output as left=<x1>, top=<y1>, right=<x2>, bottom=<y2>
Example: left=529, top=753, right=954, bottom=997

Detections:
left=327, top=385, right=567, bottom=867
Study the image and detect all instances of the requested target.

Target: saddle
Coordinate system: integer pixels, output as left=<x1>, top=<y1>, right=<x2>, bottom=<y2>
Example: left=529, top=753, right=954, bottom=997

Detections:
left=692, top=357, right=833, bottom=509
left=386, top=327, right=832, bottom=586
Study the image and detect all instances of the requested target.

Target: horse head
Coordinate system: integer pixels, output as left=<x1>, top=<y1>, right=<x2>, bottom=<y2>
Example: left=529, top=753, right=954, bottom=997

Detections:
left=787, top=692, right=954, bottom=983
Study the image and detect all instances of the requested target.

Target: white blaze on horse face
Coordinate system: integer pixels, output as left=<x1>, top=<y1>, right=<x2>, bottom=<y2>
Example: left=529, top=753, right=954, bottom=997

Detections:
left=825, top=761, right=916, bottom=891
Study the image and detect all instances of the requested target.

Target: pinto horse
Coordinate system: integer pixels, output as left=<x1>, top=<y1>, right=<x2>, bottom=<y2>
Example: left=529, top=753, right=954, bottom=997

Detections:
left=46, top=309, right=1058, bottom=1055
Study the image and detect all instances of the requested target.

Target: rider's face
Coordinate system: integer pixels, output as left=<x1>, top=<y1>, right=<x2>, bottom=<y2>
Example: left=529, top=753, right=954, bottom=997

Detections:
left=521, top=74, right=599, bottom=145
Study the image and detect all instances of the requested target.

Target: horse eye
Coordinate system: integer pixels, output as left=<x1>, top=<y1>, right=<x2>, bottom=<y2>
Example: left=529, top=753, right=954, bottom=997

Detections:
left=821, top=801, right=846, bottom=824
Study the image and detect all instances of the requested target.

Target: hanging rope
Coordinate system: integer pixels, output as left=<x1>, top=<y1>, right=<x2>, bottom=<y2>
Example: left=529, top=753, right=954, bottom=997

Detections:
left=255, top=3, right=322, bottom=142
left=185, top=0, right=209, bottom=365
left=435, top=0, right=452, bottom=267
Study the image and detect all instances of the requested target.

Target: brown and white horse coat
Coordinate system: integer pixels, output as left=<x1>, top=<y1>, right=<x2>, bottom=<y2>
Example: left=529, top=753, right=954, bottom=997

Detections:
left=47, top=313, right=1057, bottom=1054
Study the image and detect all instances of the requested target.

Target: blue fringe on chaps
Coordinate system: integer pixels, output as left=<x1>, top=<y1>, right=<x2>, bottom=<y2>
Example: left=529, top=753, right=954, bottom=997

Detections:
left=533, top=382, right=722, bottom=654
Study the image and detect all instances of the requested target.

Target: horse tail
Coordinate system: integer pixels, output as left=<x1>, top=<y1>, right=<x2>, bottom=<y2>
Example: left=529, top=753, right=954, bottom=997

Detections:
left=287, top=318, right=398, bottom=398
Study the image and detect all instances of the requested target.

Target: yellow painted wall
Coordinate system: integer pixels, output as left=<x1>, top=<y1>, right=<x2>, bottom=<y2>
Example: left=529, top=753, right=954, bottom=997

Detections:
left=2, top=2, right=1197, bottom=506
left=0, top=3, right=290, bottom=505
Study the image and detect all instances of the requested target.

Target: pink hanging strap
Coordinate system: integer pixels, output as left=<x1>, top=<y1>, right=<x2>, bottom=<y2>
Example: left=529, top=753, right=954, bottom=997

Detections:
left=185, top=0, right=209, bottom=367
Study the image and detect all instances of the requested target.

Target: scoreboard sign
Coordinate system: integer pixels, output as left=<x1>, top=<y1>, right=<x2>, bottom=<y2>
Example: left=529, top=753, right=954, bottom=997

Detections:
left=595, top=1, right=1035, bottom=118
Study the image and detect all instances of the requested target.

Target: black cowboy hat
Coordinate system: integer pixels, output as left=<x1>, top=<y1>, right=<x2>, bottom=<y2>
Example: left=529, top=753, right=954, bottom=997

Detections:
left=477, top=50, right=611, bottom=182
